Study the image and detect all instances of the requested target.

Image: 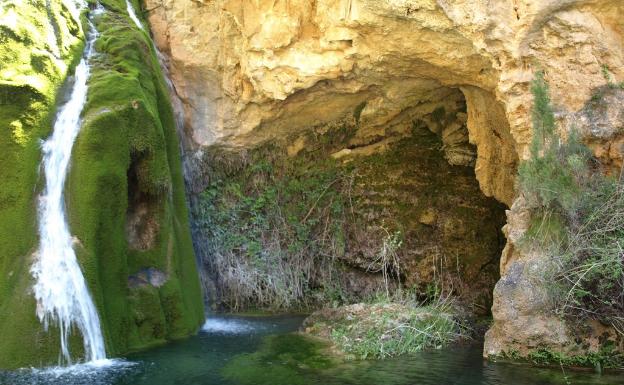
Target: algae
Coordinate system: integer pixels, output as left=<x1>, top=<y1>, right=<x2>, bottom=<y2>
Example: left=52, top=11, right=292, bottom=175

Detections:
left=222, top=333, right=337, bottom=385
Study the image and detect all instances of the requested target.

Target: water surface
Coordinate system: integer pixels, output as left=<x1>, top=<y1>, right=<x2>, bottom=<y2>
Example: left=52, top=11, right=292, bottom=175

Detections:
left=1, top=315, right=622, bottom=385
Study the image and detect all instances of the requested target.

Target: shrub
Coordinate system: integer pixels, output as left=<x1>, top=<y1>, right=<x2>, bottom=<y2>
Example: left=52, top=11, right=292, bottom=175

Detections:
left=328, top=297, right=467, bottom=359
left=194, top=151, right=350, bottom=311
left=602, top=65, right=624, bottom=90
left=366, top=226, right=403, bottom=299
left=519, top=71, right=624, bottom=333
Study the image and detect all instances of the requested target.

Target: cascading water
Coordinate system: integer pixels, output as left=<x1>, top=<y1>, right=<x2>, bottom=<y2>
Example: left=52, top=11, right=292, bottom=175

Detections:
left=125, top=0, right=143, bottom=30
left=125, top=0, right=194, bottom=174
left=31, top=3, right=107, bottom=365
left=125, top=0, right=212, bottom=310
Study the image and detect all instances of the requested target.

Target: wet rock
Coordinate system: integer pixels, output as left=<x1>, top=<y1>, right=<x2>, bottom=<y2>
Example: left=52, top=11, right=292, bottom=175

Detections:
left=128, top=268, right=168, bottom=288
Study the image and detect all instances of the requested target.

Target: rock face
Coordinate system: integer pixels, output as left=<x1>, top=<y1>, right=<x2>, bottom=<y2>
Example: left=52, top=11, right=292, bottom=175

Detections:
left=146, top=0, right=624, bottom=360
left=146, top=0, right=621, bottom=202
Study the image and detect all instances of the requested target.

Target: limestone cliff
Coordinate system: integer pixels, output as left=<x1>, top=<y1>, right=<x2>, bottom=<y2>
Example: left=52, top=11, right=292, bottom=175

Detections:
left=145, top=0, right=624, bottom=362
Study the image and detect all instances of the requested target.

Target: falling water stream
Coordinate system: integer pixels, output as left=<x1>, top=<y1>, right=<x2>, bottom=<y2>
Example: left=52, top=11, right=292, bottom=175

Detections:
left=29, top=0, right=183, bottom=367
left=125, top=0, right=143, bottom=30
left=31, top=3, right=106, bottom=365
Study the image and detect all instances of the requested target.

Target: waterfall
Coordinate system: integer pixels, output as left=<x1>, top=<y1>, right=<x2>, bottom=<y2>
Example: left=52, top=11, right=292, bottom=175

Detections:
left=125, top=0, right=191, bottom=166
left=125, top=0, right=143, bottom=30
left=125, top=0, right=211, bottom=305
left=31, top=4, right=107, bottom=365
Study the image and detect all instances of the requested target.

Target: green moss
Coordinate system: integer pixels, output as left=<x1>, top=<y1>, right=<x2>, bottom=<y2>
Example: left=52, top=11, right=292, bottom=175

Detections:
left=66, top=0, right=204, bottom=357
left=0, top=0, right=203, bottom=368
left=526, top=347, right=624, bottom=370
left=0, top=0, right=85, bottom=369
left=499, top=346, right=624, bottom=371
left=127, top=286, right=167, bottom=346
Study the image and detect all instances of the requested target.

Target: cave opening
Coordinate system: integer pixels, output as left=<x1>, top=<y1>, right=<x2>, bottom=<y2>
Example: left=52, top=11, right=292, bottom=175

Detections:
left=191, top=84, right=510, bottom=322
left=333, top=86, right=509, bottom=318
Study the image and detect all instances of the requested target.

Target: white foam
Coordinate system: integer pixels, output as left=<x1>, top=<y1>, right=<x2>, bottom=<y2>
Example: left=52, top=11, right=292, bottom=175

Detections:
left=126, top=0, right=143, bottom=30
left=29, top=358, right=134, bottom=377
left=201, top=318, right=256, bottom=334
left=31, top=6, right=106, bottom=365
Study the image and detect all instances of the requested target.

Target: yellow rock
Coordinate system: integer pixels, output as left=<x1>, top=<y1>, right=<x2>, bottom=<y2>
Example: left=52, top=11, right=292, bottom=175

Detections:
left=145, top=0, right=624, bottom=360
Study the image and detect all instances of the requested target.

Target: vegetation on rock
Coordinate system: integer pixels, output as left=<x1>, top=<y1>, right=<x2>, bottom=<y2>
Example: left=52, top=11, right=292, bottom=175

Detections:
left=193, top=115, right=506, bottom=314
left=518, top=71, right=624, bottom=367
left=304, top=295, right=469, bottom=360
left=195, top=141, right=351, bottom=311
left=0, top=0, right=203, bottom=367
left=0, top=0, right=85, bottom=368
left=526, top=346, right=624, bottom=371
left=68, top=0, right=204, bottom=356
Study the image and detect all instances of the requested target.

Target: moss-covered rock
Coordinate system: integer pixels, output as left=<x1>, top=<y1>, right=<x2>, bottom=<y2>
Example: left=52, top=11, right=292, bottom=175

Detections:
left=0, top=0, right=85, bottom=369
left=0, top=0, right=203, bottom=368
left=66, top=0, right=204, bottom=358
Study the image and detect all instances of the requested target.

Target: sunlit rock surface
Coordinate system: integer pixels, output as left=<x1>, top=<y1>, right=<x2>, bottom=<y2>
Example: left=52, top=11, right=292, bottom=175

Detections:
left=147, top=0, right=622, bottom=203
left=146, top=0, right=624, bottom=360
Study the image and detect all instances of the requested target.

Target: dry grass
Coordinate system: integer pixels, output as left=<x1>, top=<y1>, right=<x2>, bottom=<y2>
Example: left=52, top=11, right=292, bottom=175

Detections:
left=306, top=296, right=468, bottom=359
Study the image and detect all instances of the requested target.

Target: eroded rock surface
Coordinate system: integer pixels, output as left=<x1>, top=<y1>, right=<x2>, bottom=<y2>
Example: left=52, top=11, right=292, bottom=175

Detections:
left=145, top=0, right=624, bottom=360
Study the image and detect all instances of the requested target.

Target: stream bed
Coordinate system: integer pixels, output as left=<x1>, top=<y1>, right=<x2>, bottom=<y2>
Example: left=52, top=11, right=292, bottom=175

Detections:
left=1, top=315, right=622, bottom=385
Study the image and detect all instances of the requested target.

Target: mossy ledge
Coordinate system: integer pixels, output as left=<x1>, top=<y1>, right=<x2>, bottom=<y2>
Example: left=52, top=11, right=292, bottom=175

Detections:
left=0, top=0, right=204, bottom=368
